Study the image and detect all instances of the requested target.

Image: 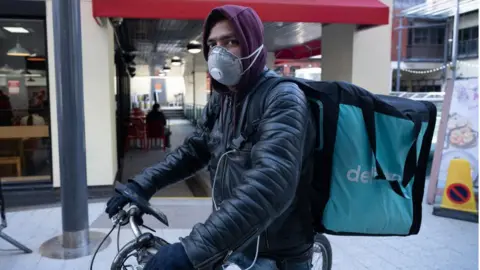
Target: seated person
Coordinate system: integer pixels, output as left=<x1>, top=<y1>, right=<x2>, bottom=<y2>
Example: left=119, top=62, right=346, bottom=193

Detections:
left=146, top=103, right=166, bottom=125
left=146, top=103, right=170, bottom=148
left=20, top=106, right=46, bottom=126
left=20, top=106, right=46, bottom=174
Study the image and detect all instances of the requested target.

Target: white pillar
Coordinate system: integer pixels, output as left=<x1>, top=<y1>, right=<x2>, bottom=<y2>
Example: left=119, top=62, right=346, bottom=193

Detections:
left=184, top=54, right=209, bottom=106
left=266, top=52, right=276, bottom=69
left=46, top=0, right=117, bottom=187
left=321, top=0, right=393, bottom=94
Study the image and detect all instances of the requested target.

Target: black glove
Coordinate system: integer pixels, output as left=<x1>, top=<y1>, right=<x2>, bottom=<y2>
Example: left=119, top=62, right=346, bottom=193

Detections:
left=105, top=181, right=148, bottom=218
left=143, top=242, right=194, bottom=270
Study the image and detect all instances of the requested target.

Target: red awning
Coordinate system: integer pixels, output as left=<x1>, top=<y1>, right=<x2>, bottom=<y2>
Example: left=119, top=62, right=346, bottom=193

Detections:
left=92, top=0, right=389, bottom=25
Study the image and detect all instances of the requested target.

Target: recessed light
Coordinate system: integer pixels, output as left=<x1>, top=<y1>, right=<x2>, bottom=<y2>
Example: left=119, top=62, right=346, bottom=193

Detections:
left=3, top=27, right=29, bottom=33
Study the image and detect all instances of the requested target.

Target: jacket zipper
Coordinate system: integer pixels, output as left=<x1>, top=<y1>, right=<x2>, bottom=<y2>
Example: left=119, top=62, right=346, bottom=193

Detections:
left=265, top=229, right=270, bottom=249
left=194, top=228, right=259, bottom=269
left=220, top=95, right=233, bottom=203
left=222, top=228, right=259, bottom=264
left=220, top=153, right=229, bottom=203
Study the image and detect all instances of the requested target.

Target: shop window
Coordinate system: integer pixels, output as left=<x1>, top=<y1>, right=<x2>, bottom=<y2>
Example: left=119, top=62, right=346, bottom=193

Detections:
left=413, top=28, right=429, bottom=45
left=458, top=26, right=479, bottom=58
left=0, top=18, right=51, bottom=185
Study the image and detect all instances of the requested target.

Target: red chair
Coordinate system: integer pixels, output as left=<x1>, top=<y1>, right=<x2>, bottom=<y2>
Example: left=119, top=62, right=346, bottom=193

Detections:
left=146, top=120, right=165, bottom=151
left=125, top=119, right=147, bottom=151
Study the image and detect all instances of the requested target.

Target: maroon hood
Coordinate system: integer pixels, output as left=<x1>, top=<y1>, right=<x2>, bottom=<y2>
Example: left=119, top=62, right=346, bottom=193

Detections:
left=202, top=5, right=267, bottom=94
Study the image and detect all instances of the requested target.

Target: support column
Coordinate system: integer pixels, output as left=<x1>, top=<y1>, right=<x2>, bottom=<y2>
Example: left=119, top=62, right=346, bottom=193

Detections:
left=321, top=0, right=393, bottom=94
left=40, top=0, right=111, bottom=259
left=52, top=0, right=89, bottom=248
left=184, top=54, right=208, bottom=120
left=266, top=52, right=276, bottom=69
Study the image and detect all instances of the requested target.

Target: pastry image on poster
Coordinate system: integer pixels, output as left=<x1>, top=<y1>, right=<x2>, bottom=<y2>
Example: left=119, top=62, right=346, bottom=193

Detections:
left=446, top=113, right=478, bottom=149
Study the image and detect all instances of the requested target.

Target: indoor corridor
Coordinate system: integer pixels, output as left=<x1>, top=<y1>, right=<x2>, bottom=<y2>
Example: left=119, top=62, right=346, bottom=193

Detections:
left=121, top=117, right=210, bottom=198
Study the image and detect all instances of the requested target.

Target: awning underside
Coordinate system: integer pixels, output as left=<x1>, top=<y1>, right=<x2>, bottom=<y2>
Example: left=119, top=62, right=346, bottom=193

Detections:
left=400, top=0, right=478, bottom=18
left=93, top=0, right=389, bottom=25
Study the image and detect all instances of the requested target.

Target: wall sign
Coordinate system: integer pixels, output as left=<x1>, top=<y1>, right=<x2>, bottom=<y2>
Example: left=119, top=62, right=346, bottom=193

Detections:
left=7, top=80, right=20, bottom=95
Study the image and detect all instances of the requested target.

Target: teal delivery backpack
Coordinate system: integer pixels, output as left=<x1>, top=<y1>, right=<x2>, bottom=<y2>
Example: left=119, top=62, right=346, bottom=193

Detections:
left=257, top=77, right=437, bottom=236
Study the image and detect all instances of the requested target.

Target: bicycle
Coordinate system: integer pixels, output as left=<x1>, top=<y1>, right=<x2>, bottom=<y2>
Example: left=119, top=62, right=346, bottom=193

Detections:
left=90, top=182, right=333, bottom=270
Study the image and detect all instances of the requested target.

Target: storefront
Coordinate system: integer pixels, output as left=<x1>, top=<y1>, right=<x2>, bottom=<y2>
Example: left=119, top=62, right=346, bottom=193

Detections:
left=0, top=1, right=53, bottom=190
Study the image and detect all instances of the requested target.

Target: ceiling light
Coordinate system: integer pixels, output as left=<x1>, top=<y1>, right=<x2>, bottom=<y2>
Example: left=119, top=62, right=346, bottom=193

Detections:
left=309, top=55, right=322, bottom=60
left=172, top=56, right=180, bottom=60
left=0, top=64, right=13, bottom=73
left=7, top=39, right=30, bottom=57
left=3, top=27, right=29, bottom=33
left=187, top=42, right=202, bottom=54
left=163, top=66, right=171, bottom=72
left=171, top=58, right=182, bottom=66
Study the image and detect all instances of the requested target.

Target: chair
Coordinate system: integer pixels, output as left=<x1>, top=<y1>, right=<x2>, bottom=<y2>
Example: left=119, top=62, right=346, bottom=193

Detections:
left=125, top=119, right=147, bottom=151
left=0, top=157, right=21, bottom=177
left=146, top=120, right=165, bottom=151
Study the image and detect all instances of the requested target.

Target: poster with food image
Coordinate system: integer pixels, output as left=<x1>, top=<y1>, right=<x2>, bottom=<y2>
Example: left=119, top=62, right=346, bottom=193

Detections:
left=437, top=78, right=479, bottom=193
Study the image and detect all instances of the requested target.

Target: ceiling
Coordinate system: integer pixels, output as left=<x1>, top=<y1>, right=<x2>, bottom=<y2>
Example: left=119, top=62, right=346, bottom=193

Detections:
left=0, top=18, right=46, bottom=74
left=122, top=19, right=323, bottom=73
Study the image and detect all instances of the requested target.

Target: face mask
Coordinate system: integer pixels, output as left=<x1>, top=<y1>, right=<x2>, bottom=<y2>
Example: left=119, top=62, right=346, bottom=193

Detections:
left=207, top=44, right=264, bottom=86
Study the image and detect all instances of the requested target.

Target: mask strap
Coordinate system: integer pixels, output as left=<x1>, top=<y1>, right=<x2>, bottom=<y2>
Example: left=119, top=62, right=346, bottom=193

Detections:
left=240, top=44, right=264, bottom=75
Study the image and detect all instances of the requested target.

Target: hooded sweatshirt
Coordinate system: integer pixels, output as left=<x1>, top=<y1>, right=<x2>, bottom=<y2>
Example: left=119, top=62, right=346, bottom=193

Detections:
left=202, top=5, right=267, bottom=95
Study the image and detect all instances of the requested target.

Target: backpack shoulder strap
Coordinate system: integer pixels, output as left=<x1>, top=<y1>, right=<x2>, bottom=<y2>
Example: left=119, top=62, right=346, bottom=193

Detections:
left=231, top=76, right=298, bottom=149
left=202, top=92, right=221, bottom=131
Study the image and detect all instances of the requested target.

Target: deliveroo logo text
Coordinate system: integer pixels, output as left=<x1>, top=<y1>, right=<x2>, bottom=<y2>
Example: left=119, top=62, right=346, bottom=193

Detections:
left=346, top=165, right=402, bottom=184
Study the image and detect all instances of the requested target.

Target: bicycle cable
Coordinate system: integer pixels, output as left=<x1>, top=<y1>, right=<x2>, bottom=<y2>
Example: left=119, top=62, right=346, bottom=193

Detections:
left=89, top=223, right=117, bottom=270
left=117, top=224, right=130, bottom=270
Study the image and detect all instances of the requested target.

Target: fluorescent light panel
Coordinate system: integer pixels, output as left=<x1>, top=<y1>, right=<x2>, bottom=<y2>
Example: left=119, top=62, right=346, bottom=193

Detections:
left=3, top=27, right=29, bottom=33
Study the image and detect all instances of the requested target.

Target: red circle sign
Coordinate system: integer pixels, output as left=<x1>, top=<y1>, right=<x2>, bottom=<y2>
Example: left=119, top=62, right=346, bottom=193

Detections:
left=446, top=183, right=471, bottom=204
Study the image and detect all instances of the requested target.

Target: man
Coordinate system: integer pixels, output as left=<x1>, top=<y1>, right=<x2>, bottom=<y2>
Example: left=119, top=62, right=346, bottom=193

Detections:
left=106, top=5, right=315, bottom=270
left=146, top=103, right=167, bottom=126
left=146, top=103, right=170, bottom=148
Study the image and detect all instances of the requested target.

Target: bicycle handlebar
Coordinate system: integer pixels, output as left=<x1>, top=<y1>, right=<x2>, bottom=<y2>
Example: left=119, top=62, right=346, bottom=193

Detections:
left=106, top=183, right=171, bottom=270
left=110, top=204, right=170, bottom=270
left=114, top=182, right=169, bottom=227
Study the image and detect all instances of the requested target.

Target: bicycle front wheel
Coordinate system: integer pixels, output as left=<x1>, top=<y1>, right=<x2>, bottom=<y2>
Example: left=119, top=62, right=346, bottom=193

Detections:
left=311, top=233, right=332, bottom=270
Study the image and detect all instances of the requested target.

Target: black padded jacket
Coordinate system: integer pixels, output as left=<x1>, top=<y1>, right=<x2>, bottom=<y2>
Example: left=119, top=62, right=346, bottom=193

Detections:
left=131, top=70, right=316, bottom=269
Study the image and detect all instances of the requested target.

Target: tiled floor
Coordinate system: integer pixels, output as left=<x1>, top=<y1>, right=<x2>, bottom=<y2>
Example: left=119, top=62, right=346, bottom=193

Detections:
left=0, top=198, right=478, bottom=270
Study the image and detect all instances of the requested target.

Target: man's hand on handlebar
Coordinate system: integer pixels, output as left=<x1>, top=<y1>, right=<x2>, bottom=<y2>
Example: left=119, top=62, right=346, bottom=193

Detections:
left=105, top=181, right=148, bottom=222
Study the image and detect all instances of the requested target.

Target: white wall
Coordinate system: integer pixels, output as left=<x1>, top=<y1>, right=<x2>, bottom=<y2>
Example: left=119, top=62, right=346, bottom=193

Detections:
left=165, top=76, right=186, bottom=102
left=458, top=59, right=479, bottom=78
left=46, top=0, right=117, bottom=187
left=184, top=72, right=208, bottom=106
left=130, top=76, right=186, bottom=104
left=130, top=77, right=151, bottom=96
